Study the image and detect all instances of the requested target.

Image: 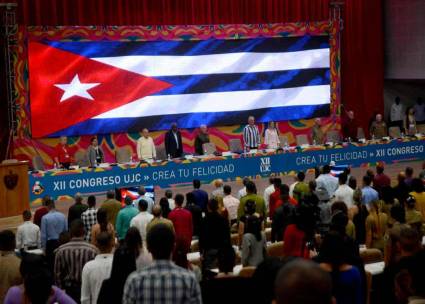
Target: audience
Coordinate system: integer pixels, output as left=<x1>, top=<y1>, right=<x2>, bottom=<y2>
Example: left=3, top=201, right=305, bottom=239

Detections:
left=169, top=194, right=193, bottom=253
left=271, top=187, right=296, bottom=242
left=16, top=210, right=40, bottom=250
left=90, top=208, right=115, bottom=246
left=316, top=165, right=339, bottom=198
left=269, top=178, right=283, bottom=218
left=116, top=196, right=139, bottom=241
left=191, top=179, right=209, bottom=212
left=405, top=196, right=423, bottom=234
left=146, top=205, right=174, bottom=233
left=124, top=227, right=152, bottom=270
left=123, top=224, right=202, bottom=303
left=237, top=177, right=250, bottom=199
left=33, top=195, right=49, bottom=227
left=0, top=230, right=22, bottom=303
left=373, top=164, right=391, bottom=194
left=68, top=193, right=88, bottom=227
left=185, top=192, right=202, bottom=237
left=405, top=167, right=415, bottom=188
left=159, top=197, right=172, bottom=218
left=54, top=219, right=98, bottom=302
left=81, top=232, right=114, bottom=304
left=365, top=200, right=388, bottom=250
left=410, top=178, right=425, bottom=218
left=263, top=177, right=275, bottom=210
left=101, top=190, right=121, bottom=226
left=134, top=186, right=154, bottom=213
left=334, top=173, right=354, bottom=209
left=216, top=246, right=237, bottom=277
left=238, top=181, right=267, bottom=220
left=223, top=185, right=240, bottom=226
left=212, top=179, right=224, bottom=198
left=129, top=199, right=153, bottom=244
left=385, top=204, right=409, bottom=266
left=293, top=171, right=310, bottom=203
left=361, top=175, right=379, bottom=208
left=81, top=195, right=97, bottom=242
left=165, top=189, right=175, bottom=210
left=394, top=172, right=411, bottom=206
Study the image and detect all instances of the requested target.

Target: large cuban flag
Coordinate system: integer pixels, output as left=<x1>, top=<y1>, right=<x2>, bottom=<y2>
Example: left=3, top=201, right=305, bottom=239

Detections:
left=28, top=35, right=330, bottom=138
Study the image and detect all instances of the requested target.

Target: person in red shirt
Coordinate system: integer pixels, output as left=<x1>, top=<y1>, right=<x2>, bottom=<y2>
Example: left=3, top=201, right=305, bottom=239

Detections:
left=33, top=195, right=50, bottom=227
left=269, top=178, right=282, bottom=219
left=271, top=184, right=298, bottom=216
left=373, top=164, right=391, bottom=194
left=168, top=193, right=193, bottom=253
left=54, top=136, right=72, bottom=169
left=341, top=106, right=358, bottom=141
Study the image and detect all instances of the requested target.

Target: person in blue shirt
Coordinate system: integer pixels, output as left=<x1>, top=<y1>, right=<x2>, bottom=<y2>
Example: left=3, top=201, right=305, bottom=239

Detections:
left=191, top=179, right=209, bottom=212
left=361, top=175, right=379, bottom=209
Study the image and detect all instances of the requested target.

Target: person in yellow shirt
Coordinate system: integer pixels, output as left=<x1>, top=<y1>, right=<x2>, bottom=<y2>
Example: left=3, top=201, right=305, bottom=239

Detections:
left=410, top=178, right=425, bottom=219
left=136, top=128, right=157, bottom=161
left=365, top=200, right=388, bottom=251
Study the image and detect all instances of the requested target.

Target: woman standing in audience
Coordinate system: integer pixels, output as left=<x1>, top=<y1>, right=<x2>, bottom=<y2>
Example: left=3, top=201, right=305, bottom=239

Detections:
left=159, top=197, right=171, bottom=218
left=238, top=200, right=264, bottom=245
left=91, top=208, right=115, bottom=246
left=264, top=121, right=280, bottom=149
left=241, top=209, right=267, bottom=267
left=318, top=231, right=363, bottom=304
left=124, top=227, right=152, bottom=270
left=331, top=202, right=356, bottom=240
left=410, top=178, right=425, bottom=218
left=217, top=197, right=229, bottom=221
left=365, top=200, right=388, bottom=251
left=405, top=196, right=423, bottom=235
left=352, top=189, right=369, bottom=245
left=404, top=106, right=417, bottom=135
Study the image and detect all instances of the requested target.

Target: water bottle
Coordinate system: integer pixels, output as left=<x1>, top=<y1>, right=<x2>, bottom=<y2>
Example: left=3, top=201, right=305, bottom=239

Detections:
left=313, top=139, right=316, bottom=146
left=168, top=154, right=171, bottom=161
left=348, top=137, right=351, bottom=143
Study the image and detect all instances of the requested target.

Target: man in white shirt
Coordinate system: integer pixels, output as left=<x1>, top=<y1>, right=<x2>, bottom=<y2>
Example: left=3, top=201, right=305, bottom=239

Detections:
left=237, top=177, right=250, bottom=199
left=16, top=210, right=41, bottom=250
left=136, top=128, right=156, bottom=161
left=130, top=199, right=154, bottom=243
left=316, top=165, right=339, bottom=199
left=390, top=96, right=404, bottom=130
left=289, top=175, right=299, bottom=198
left=134, top=186, right=155, bottom=213
left=263, top=177, right=275, bottom=210
left=81, top=231, right=114, bottom=304
left=223, top=185, right=240, bottom=225
left=165, top=190, right=175, bottom=209
left=333, top=173, right=354, bottom=209
left=414, top=97, right=425, bottom=124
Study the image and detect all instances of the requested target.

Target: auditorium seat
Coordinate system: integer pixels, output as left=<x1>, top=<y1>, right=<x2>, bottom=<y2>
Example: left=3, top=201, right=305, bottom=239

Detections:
left=1, top=159, right=18, bottom=164
left=389, top=126, right=401, bottom=138
left=279, top=135, right=290, bottom=147
left=228, top=138, right=243, bottom=153
left=32, top=155, right=45, bottom=171
left=326, top=130, right=341, bottom=143
left=357, top=127, right=366, bottom=140
left=74, top=150, right=90, bottom=167
left=156, top=145, right=167, bottom=160
left=360, top=248, right=383, bottom=264
left=266, top=241, right=284, bottom=257
left=238, top=266, right=256, bottom=278
left=417, top=124, right=425, bottom=134
left=202, top=142, right=217, bottom=155
left=296, top=134, right=310, bottom=146
left=115, top=147, right=132, bottom=163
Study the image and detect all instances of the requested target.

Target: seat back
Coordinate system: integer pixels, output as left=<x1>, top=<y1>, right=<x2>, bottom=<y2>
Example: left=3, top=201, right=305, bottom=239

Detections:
left=296, top=134, right=310, bottom=146
left=279, top=135, right=289, bottom=147
left=202, top=142, right=217, bottom=155
left=228, top=138, right=243, bottom=153
left=417, top=124, right=425, bottom=134
left=1, top=159, right=18, bottom=164
left=115, top=147, right=132, bottom=164
left=360, top=248, right=383, bottom=264
left=357, top=127, right=366, bottom=140
left=74, top=150, right=90, bottom=167
left=266, top=241, right=284, bottom=257
left=239, top=266, right=256, bottom=278
left=156, top=145, right=167, bottom=160
left=326, top=130, right=341, bottom=143
left=32, top=155, right=45, bottom=171
left=388, top=126, right=401, bottom=138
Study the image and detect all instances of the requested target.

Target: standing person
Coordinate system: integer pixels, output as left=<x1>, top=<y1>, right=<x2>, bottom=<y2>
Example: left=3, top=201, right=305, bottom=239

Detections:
left=124, top=227, right=153, bottom=270
left=136, top=128, right=156, bottom=161
left=199, top=199, right=231, bottom=275
left=410, top=178, right=425, bottom=218
left=0, top=230, right=22, bottom=303
left=394, top=172, right=410, bottom=206
left=223, top=185, right=240, bottom=226
left=237, top=177, right=250, bottom=199
left=352, top=189, right=369, bottom=245
left=212, top=179, right=224, bottom=198
left=133, top=186, right=154, bottom=213
left=271, top=190, right=296, bottom=243
left=334, top=173, right=354, bottom=209
left=159, top=197, right=172, bottom=218
left=405, top=167, right=415, bottom=188
left=87, top=137, right=104, bottom=167
left=243, top=116, right=261, bottom=151
left=123, top=224, right=202, bottom=304
left=365, top=200, right=388, bottom=251
left=16, top=210, right=41, bottom=250
left=33, top=195, right=50, bottom=227
left=311, top=118, right=325, bottom=144
left=165, top=189, right=175, bottom=210
left=91, top=208, right=115, bottom=247
left=194, top=124, right=210, bottom=155
left=185, top=192, right=202, bottom=238
left=238, top=181, right=267, bottom=220
left=169, top=194, right=193, bottom=252
left=54, top=136, right=72, bottom=169
left=146, top=205, right=174, bottom=233
left=191, top=179, right=209, bottom=212
left=390, top=96, right=404, bottom=130
left=164, top=122, right=183, bottom=158
left=316, top=165, right=339, bottom=199
left=68, top=193, right=88, bottom=227
left=130, top=200, right=153, bottom=244
left=405, top=107, right=418, bottom=135
left=263, top=177, right=276, bottom=211
left=41, top=199, right=67, bottom=267
left=369, top=113, right=388, bottom=139
left=361, top=175, right=379, bottom=209
left=414, top=97, right=425, bottom=124
left=81, top=232, right=114, bottom=304
left=293, top=171, right=310, bottom=203
left=341, top=108, right=358, bottom=141
left=373, top=164, right=391, bottom=194
left=101, top=190, right=121, bottom=226
left=405, top=196, right=423, bottom=234
left=54, top=220, right=98, bottom=302
left=116, top=196, right=139, bottom=241
left=81, top=195, right=97, bottom=242
left=264, top=121, right=280, bottom=149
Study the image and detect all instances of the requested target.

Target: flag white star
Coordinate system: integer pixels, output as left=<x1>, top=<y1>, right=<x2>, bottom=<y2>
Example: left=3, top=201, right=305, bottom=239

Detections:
left=54, top=74, right=100, bottom=102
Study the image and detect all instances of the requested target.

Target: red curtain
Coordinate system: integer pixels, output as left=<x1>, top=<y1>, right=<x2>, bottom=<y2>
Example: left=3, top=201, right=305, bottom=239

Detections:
left=4, top=0, right=383, bottom=133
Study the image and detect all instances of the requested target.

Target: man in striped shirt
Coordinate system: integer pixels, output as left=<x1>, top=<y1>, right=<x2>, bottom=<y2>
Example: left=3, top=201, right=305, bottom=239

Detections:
left=243, top=116, right=261, bottom=150
left=54, top=219, right=98, bottom=303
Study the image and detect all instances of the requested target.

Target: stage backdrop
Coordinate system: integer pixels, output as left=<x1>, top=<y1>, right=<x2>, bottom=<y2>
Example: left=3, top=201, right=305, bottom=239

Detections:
left=13, top=22, right=341, bottom=166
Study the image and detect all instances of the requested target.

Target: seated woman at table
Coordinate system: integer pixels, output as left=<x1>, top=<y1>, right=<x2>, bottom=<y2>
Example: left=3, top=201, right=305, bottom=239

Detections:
left=264, top=121, right=280, bottom=149
left=88, top=137, right=104, bottom=167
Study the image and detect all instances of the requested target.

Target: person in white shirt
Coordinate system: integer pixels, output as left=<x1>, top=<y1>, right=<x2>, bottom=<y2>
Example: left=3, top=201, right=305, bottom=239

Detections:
left=390, top=96, right=404, bottom=130
left=130, top=199, right=154, bottom=243
left=16, top=210, right=41, bottom=250
left=134, top=186, right=155, bottom=213
left=165, top=190, right=175, bottom=209
left=237, top=177, right=250, bottom=199
left=289, top=176, right=299, bottom=198
left=263, top=177, right=275, bottom=210
left=264, top=121, right=280, bottom=149
left=223, top=185, right=240, bottom=225
left=333, top=173, right=354, bottom=209
left=136, top=128, right=156, bottom=161
left=212, top=179, right=224, bottom=198
left=81, top=231, right=114, bottom=304
left=414, top=97, right=425, bottom=124
left=316, top=165, right=339, bottom=199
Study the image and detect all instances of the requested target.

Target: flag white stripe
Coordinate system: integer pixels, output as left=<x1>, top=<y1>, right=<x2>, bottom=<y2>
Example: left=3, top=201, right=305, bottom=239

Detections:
left=91, top=49, right=329, bottom=77
left=94, top=85, right=330, bottom=119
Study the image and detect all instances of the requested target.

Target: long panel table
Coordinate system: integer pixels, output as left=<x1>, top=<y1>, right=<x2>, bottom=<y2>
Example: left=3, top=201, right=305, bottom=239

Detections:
left=28, top=138, right=425, bottom=204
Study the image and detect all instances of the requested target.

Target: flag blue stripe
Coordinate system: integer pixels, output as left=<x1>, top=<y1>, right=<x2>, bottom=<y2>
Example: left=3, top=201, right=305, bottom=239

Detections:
left=43, top=35, right=329, bottom=57
left=49, top=104, right=330, bottom=137
left=153, top=68, right=330, bottom=95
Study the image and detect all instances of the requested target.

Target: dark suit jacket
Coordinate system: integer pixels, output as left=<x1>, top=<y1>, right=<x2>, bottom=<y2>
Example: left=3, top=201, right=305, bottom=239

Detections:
left=164, top=130, right=183, bottom=158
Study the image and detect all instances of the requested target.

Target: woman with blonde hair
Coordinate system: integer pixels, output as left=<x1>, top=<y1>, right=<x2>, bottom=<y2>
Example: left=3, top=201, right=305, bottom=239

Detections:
left=365, top=200, right=388, bottom=251
left=264, top=121, right=280, bottom=149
